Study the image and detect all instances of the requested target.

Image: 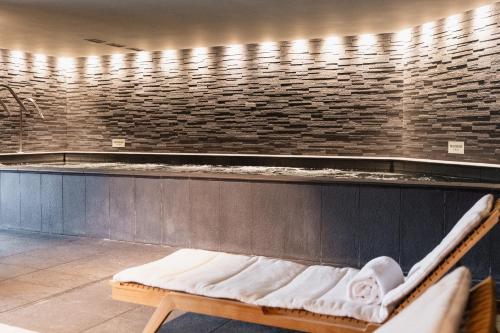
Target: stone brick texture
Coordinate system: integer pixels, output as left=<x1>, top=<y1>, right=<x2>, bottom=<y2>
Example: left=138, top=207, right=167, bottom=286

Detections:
left=0, top=4, right=498, bottom=163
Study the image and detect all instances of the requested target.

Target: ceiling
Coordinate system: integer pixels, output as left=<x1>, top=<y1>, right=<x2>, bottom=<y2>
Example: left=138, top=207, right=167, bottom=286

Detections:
left=0, top=0, right=496, bottom=57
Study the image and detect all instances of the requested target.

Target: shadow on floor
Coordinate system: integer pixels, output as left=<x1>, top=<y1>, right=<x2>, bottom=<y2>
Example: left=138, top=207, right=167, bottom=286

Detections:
left=160, top=313, right=300, bottom=333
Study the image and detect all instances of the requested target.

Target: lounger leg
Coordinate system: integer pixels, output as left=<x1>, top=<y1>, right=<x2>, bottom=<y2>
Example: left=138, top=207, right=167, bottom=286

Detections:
left=142, top=296, right=175, bottom=333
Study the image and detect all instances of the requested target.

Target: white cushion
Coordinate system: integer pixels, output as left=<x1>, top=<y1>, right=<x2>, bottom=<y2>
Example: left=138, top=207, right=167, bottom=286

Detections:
left=375, top=267, right=471, bottom=333
left=114, top=249, right=397, bottom=322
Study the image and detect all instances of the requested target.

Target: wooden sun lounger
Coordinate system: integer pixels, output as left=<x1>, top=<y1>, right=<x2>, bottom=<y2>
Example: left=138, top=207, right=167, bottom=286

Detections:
left=111, top=199, right=500, bottom=333
left=462, top=277, right=498, bottom=333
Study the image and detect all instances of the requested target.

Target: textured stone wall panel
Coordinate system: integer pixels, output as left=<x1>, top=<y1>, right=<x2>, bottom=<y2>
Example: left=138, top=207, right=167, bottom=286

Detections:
left=0, top=52, right=67, bottom=152
left=0, top=4, right=498, bottom=163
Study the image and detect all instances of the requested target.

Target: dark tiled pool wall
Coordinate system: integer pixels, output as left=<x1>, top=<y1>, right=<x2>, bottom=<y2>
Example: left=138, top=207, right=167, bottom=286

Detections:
left=0, top=4, right=499, bottom=164
left=0, top=170, right=499, bottom=291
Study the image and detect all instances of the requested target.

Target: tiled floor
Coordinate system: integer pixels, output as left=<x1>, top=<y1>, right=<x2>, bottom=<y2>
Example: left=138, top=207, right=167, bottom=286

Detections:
left=0, top=230, right=499, bottom=333
left=0, top=230, right=178, bottom=333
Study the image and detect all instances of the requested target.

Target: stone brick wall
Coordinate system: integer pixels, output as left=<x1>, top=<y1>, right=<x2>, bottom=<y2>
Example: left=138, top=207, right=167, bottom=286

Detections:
left=402, top=5, right=500, bottom=162
left=0, top=52, right=67, bottom=153
left=0, top=3, right=499, bottom=163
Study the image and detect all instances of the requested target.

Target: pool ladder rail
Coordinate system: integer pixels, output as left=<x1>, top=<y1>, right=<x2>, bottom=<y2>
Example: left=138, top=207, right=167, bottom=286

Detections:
left=0, top=84, right=44, bottom=153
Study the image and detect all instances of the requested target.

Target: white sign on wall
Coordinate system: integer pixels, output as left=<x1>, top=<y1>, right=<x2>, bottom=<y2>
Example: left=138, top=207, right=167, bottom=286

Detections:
left=112, top=138, right=126, bottom=148
left=448, top=141, right=464, bottom=154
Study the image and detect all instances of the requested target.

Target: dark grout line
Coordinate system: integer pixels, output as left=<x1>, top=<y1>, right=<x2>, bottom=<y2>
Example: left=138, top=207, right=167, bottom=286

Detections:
left=0, top=274, right=114, bottom=314
left=76, top=305, right=142, bottom=333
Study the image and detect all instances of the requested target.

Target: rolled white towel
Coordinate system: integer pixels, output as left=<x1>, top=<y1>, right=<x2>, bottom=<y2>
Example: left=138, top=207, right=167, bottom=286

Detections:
left=347, top=256, right=404, bottom=305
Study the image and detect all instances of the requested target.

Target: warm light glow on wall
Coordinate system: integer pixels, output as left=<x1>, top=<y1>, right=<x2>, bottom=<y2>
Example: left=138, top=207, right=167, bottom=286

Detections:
left=475, top=5, right=491, bottom=18
left=224, top=44, right=244, bottom=67
left=57, top=57, right=74, bottom=71
left=33, top=53, right=47, bottom=63
left=86, top=56, right=101, bottom=74
left=86, top=56, right=99, bottom=66
left=421, top=22, right=435, bottom=45
left=259, top=41, right=279, bottom=64
left=323, top=36, right=342, bottom=61
left=445, top=14, right=460, bottom=31
left=161, top=49, right=177, bottom=72
left=324, top=36, right=341, bottom=49
left=260, top=41, right=278, bottom=52
left=473, top=5, right=492, bottom=32
left=136, top=51, right=151, bottom=63
left=445, top=14, right=461, bottom=45
left=111, top=53, right=124, bottom=71
left=32, top=53, right=48, bottom=75
left=9, top=50, right=26, bottom=71
left=291, top=39, right=308, bottom=53
left=192, top=47, right=207, bottom=57
left=57, top=57, right=75, bottom=80
left=226, top=44, right=243, bottom=56
left=162, top=49, right=176, bottom=58
left=395, top=28, right=412, bottom=43
left=10, top=50, right=25, bottom=60
left=358, top=34, right=376, bottom=46
left=191, top=47, right=208, bottom=71
left=135, top=51, right=152, bottom=72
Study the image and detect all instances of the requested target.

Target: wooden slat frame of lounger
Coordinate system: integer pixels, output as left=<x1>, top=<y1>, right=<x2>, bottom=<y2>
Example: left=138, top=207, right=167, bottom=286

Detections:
left=111, top=198, right=500, bottom=333
left=462, top=277, right=497, bottom=333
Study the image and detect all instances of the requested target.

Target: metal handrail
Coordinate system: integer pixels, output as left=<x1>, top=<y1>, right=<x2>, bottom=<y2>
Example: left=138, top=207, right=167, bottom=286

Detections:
left=0, top=84, right=44, bottom=153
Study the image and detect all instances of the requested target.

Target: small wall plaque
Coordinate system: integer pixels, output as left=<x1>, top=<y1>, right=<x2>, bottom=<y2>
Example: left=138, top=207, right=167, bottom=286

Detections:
left=112, top=138, right=126, bottom=148
left=448, top=141, right=464, bottom=154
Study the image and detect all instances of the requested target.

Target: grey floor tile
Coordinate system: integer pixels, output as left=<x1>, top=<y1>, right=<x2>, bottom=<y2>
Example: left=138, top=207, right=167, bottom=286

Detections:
left=0, top=230, right=273, bottom=333
left=0, top=249, right=93, bottom=269
left=82, top=307, right=184, bottom=333
left=0, top=263, right=38, bottom=281
left=0, top=279, right=64, bottom=302
left=0, top=280, right=136, bottom=333
left=0, top=296, right=31, bottom=313
left=13, top=269, right=96, bottom=289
